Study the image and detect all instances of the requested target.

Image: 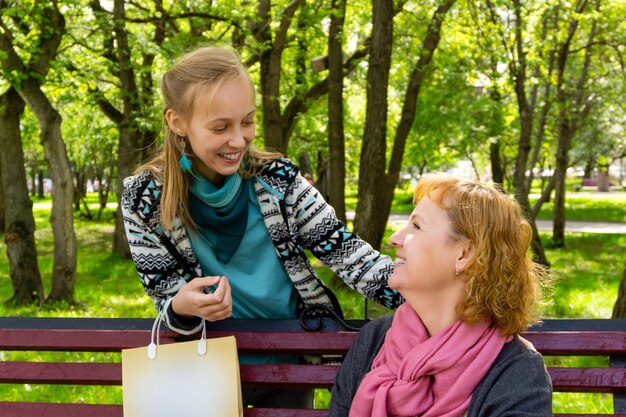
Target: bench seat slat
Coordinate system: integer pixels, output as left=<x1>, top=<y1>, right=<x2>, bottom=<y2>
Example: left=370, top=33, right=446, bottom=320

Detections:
left=240, top=364, right=337, bottom=389
left=0, top=329, right=356, bottom=354
left=245, top=409, right=327, bottom=417
left=0, top=362, right=120, bottom=385
left=0, top=362, right=337, bottom=388
left=0, top=402, right=121, bottom=417
left=522, top=332, right=626, bottom=355
left=0, top=403, right=327, bottom=417
left=3, top=361, right=626, bottom=393
left=0, top=403, right=624, bottom=417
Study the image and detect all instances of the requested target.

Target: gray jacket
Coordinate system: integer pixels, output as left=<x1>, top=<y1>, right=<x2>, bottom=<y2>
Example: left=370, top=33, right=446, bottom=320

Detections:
left=329, top=315, right=553, bottom=417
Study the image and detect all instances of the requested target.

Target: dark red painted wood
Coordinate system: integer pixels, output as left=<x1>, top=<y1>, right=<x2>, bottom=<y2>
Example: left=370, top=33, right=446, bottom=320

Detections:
left=522, top=332, right=626, bottom=355
left=0, top=329, right=357, bottom=354
left=4, top=362, right=626, bottom=394
left=239, top=364, right=338, bottom=388
left=244, top=409, right=327, bottom=417
left=1, top=402, right=624, bottom=417
left=0, top=402, right=121, bottom=417
left=0, top=403, right=329, bottom=417
left=0, top=362, right=338, bottom=388
left=3, top=321, right=626, bottom=415
left=4, top=328, right=625, bottom=356
left=548, top=367, right=626, bottom=393
left=0, top=362, right=120, bottom=385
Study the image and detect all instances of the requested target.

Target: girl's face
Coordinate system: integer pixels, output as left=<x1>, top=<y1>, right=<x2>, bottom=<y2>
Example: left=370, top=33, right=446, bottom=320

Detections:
left=388, top=196, right=466, bottom=297
left=168, top=77, right=256, bottom=185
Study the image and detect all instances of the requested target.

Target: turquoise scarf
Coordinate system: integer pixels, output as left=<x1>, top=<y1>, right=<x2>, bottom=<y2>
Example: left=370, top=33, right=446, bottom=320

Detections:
left=188, top=174, right=250, bottom=264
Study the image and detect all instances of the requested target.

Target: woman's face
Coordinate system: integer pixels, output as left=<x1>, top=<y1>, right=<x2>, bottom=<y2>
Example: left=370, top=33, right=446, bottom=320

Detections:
left=388, top=196, right=465, bottom=296
left=172, top=77, right=256, bottom=185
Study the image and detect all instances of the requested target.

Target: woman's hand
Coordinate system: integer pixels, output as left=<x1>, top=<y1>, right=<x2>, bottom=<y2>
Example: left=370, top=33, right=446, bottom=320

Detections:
left=171, top=276, right=233, bottom=322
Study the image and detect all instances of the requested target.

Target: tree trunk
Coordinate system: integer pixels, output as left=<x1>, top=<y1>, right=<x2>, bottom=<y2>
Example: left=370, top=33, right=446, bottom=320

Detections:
left=113, top=127, right=141, bottom=257
left=255, top=0, right=304, bottom=152
left=552, top=125, right=574, bottom=247
left=354, top=0, right=394, bottom=249
left=30, top=170, right=36, bottom=197
left=355, top=0, right=455, bottom=249
left=73, top=170, right=84, bottom=212
left=298, top=150, right=314, bottom=177
left=490, top=140, right=504, bottom=185
left=0, top=88, right=44, bottom=304
left=509, top=0, right=533, bottom=203
left=35, top=96, right=77, bottom=302
left=0, top=158, right=4, bottom=233
left=525, top=5, right=558, bottom=194
left=552, top=6, right=594, bottom=247
left=486, top=0, right=549, bottom=266
left=97, top=166, right=113, bottom=220
left=613, top=260, right=626, bottom=318
left=37, top=170, right=44, bottom=198
left=327, top=0, right=347, bottom=223
left=316, top=151, right=330, bottom=201
left=87, top=0, right=162, bottom=258
left=0, top=3, right=77, bottom=303
left=532, top=174, right=556, bottom=218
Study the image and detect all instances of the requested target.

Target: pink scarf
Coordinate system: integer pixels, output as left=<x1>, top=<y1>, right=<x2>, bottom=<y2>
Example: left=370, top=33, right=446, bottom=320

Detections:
left=349, top=304, right=510, bottom=417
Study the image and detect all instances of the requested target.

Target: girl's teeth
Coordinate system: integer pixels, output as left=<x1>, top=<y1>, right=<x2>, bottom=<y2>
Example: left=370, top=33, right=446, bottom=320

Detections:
left=221, top=153, right=239, bottom=160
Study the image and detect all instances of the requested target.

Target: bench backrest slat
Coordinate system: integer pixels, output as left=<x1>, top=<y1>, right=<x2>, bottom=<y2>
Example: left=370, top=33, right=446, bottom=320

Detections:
left=5, top=328, right=626, bottom=356
left=0, top=329, right=356, bottom=354
left=547, top=367, right=626, bottom=393
left=522, top=332, right=626, bottom=355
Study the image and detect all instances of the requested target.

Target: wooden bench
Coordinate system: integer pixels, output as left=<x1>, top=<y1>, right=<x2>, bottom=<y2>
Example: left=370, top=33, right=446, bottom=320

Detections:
left=0, top=317, right=625, bottom=416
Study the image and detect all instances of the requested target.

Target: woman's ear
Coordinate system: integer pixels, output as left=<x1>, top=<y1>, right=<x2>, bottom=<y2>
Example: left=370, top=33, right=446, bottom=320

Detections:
left=165, top=109, right=186, bottom=137
left=455, top=241, right=474, bottom=275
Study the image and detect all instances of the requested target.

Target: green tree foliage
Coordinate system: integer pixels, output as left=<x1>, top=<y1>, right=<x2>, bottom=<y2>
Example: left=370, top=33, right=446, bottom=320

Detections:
left=1, top=0, right=625, bottom=307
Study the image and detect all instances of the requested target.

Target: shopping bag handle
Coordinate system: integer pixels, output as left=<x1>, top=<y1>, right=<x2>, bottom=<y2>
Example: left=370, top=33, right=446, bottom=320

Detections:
left=148, top=312, right=207, bottom=359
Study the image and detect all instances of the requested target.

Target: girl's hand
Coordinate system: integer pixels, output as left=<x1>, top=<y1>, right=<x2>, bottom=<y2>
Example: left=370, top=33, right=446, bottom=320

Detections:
left=171, top=276, right=232, bottom=322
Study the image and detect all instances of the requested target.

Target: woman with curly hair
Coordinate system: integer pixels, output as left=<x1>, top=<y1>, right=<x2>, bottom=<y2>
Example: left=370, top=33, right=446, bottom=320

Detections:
left=329, top=173, right=552, bottom=417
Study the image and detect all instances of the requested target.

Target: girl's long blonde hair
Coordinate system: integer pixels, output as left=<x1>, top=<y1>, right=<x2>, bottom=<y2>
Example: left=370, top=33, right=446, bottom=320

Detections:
left=413, top=173, right=549, bottom=336
left=135, top=46, right=282, bottom=231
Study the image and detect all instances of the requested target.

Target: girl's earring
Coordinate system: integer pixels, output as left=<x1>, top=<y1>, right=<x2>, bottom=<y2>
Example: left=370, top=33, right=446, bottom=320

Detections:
left=179, top=139, right=192, bottom=172
left=455, top=267, right=460, bottom=277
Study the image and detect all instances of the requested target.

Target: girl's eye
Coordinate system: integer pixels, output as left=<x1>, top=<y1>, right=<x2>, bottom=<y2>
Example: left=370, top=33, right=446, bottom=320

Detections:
left=242, top=120, right=255, bottom=126
left=412, top=222, right=421, bottom=230
left=212, top=126, right=227, bottom=133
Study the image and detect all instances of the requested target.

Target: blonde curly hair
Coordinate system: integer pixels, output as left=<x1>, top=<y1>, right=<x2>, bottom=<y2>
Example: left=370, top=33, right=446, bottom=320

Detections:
left=413, top=173, right=548, bottom=336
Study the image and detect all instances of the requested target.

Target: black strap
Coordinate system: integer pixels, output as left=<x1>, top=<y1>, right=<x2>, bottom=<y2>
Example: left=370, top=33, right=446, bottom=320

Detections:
left=299, top=304, right=363, bottom=332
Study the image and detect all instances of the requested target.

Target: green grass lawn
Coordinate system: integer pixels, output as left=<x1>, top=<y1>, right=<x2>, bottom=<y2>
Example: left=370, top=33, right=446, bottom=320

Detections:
left=1, top=192, right=625, bottom=411
left=533, top=193, right=626, bottom=222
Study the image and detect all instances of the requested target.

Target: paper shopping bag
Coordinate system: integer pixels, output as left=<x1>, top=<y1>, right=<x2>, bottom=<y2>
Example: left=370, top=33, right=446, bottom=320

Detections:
left=122, top=314, right=243, bottom=417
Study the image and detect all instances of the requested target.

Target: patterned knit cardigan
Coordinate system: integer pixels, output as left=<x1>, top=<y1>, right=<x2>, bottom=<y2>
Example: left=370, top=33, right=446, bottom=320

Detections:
left=121, top=157, right=402, bottom=334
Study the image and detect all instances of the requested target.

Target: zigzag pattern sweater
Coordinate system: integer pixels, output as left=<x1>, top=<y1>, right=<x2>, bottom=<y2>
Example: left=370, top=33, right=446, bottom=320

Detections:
left=121, top=158, right=402, bottom=334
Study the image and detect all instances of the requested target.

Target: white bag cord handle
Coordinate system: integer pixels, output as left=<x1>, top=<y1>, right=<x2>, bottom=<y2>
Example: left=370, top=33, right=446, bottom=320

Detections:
left=147, top=311, right=207, bottom=359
